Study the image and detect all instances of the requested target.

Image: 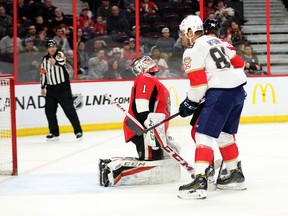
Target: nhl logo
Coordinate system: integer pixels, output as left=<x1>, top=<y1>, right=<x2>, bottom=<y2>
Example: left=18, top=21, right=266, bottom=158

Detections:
left=73, top=93, right=83, bottom=110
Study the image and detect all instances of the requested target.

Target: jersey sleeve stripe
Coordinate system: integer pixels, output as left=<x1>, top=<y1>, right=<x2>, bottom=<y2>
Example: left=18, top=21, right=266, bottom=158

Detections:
left=187, top=69, right=208, bottom=86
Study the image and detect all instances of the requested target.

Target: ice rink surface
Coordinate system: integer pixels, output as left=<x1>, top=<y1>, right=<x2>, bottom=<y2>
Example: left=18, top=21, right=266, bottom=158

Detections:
left=1, top=123, right=288, bottom=216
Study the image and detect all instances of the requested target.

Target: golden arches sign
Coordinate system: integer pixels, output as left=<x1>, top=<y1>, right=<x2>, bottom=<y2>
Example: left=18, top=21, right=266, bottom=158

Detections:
left=168, top=86, right=180, bottom=107
left=252, top=83, right=276, bottom=104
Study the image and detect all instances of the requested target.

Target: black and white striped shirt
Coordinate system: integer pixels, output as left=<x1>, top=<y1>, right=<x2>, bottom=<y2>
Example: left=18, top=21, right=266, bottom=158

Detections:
left=40, top=51, right=70, bottom=89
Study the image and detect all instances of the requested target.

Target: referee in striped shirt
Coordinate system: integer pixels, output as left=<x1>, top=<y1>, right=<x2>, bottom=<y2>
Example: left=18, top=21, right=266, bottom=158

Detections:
left=40, top=39, right=83, bottom=141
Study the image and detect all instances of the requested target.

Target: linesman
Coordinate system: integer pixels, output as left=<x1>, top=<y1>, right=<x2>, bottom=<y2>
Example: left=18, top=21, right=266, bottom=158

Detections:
left=40, top=39, right=83, bottom=141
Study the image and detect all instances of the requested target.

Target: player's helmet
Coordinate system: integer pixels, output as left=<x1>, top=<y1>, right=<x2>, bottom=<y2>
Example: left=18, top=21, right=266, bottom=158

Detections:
left=203, top=19, right=221, bottom=36
left=179, top=15, right=203, bottom=37
left=131, top=56, right=159, bottom=75
left=46, top=39, right=57, bottom=48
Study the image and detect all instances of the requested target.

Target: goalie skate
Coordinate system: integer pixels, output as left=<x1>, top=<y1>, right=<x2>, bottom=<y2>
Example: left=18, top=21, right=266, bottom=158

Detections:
left=217, top=161, right=247, bottom=191
left=99, top=159, right=112, bottom=187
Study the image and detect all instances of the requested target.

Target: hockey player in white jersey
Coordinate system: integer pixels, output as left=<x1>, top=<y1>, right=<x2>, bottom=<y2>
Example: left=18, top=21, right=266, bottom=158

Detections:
left=177, top=15, right=247, bottom=199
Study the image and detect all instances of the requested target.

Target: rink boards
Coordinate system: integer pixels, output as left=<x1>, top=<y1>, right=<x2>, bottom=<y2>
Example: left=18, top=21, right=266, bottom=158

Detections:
left=13, top=76, right=288, bottom=136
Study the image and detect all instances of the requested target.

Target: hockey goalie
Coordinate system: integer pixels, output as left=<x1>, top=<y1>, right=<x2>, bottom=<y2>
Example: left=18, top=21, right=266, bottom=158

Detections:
left=99, top=56, right=181, bottom=187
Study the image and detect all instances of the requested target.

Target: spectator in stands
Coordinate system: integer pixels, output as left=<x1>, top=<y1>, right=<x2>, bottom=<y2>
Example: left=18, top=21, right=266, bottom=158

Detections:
left=88, top=39, right=107, bottom=58
left=18, top=37, right=41, bottom=82
left=150, top=45, right=170, bottom=77
left=203, top=0, right=215, bottom=20
left=26, top=25, right=37, bottom=40
left=140, top=0, right=158, bottom=17
left=50, top=7, right=70, bottom=33
left=77, top=41, right=89, bottom=75
left=65, top=49, right=74, bottom=78
left=215, top=0, right=234, bottom=25
left=34, top=15, right=49, bottom=34
left=94, top=16, right=107, bottom=36
left=106, top=5, right=130, bottom=35
left=53, top=26, right=71, bottom=53
left=21, top=37, right=39, bottom=53
left=122, top=40, right=136, bottom=60
left=78, top=7, right=94, bottom=31
left=0, top=26, right=23, bottom=53
left=124, top=0, right=135, bottom=14
left=120, top=58, right=135, bottom=79
left=225, top=20, right=245, bottom=46
left=17, top=0, right=33, bottom=24
left=105, top=60, right=122, bottom=79
left=155, top=27, right=176, bottom=61
left=0, top=27, right=23, bottom=63
left=34, top=27, right=48, bottom=51
left=76, top=27, right=86, bottom=46
left=97, top=0, right=112, bottom=23
left=108, top=47, right=123, bottom=66
left=0, top=5, right=13, bottom=39
left=40, top=0, right=57, bottom=23
left=240, top=44, right=265, bottom=75
left=88, top=49, right=108, bottom=79
left=129, top=37, right=136, bottom=53
left=81, top=2, right=93, bottom=18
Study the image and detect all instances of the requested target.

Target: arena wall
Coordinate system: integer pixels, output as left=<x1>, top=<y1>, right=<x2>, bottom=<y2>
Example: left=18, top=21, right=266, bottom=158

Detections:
left=15, top=76, right=288, bottom=136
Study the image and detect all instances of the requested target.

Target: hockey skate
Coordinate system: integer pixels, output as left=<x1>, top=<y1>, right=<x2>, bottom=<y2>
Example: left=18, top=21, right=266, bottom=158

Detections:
left=178, top=173, right=208, bottom=199
left=99, top=159, right=112, bottom=187
left=217, top=161, right=247, bottom=190
left=207, top=161, right=217, bottom=191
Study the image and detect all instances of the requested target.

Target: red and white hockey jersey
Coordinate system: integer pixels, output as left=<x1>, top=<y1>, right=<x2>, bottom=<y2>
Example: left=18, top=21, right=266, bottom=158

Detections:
left=182, top=35, right=247, bottom=103
left=123, top=73, right=170, bottom=142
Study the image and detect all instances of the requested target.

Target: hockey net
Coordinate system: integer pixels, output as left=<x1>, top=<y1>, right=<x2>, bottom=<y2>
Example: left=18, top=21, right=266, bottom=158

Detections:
left=0, top=76, right=17, bottom=175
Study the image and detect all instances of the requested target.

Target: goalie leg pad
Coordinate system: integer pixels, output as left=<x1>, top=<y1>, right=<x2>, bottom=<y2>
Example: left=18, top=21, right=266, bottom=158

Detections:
left=99, top=157, right=181, bottom=186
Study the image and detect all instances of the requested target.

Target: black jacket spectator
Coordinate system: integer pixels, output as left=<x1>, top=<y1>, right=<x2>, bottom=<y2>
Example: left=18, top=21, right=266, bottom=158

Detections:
left=106, top=6, right=130, bottom=35
left=0, top=5, right=13, bottom=39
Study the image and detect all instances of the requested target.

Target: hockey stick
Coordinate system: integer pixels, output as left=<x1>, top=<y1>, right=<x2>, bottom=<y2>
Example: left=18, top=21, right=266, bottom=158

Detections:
left=126, top=112, right=180, bottom=136
left=105, top=94, right=195, bottom=173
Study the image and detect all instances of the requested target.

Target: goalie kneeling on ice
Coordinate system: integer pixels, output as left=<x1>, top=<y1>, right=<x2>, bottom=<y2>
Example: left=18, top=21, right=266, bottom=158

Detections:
left=99, top=157, right=181, bottom=186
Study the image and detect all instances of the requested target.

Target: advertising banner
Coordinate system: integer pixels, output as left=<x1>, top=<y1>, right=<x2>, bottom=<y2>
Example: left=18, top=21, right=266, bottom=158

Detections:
left=14, top=76, right=288, bottom=134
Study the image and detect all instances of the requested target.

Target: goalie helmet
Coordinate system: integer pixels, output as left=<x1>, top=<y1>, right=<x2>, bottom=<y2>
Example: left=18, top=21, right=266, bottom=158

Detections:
left=179, top=15, right=203, bottom=37
left=46, top=39, right=57, bottom=48
left=203, top=19, right=221, bottom=36
left=131, top=56, right=159, bottom=75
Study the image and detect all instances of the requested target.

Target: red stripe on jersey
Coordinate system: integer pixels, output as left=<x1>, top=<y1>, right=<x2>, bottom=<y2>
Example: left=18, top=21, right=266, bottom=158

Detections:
left=231, top=54, right=245, bottom=69
left=219, top=143, right=239, bottom=162
left=187, top=69, right=207, bottom=86
left=195, top=146, right=214, bottom=165
left=114, top=166, right=155, bottom=185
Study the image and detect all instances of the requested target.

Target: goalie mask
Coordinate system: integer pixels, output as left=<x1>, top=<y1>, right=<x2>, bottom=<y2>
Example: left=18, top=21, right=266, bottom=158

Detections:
left=131, top=56, right=159, bottom=75
left=203, top=19, right=221, bottom=37
left=179, top=15, right=203, bottom=39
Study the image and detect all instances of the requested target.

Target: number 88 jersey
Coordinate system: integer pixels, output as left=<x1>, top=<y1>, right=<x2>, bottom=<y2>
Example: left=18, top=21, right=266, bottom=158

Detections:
left=182, top=35, right=247, bottom=92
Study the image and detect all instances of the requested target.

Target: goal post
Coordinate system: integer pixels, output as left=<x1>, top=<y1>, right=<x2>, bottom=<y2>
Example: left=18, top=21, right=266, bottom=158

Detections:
left=0, top=75, right=18, bottom=175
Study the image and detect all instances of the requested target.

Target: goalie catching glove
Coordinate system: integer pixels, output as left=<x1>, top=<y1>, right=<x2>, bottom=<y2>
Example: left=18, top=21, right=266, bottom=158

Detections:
left=179, top=98, right=199, bottom=117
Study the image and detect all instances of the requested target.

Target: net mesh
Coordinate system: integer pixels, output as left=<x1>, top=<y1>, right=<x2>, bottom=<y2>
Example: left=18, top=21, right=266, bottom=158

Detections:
left=0, top=78, right=13, bottom=175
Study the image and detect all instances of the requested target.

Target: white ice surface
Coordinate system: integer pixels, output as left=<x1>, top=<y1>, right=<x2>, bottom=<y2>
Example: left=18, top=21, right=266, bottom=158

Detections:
left=1, top=123, right=288, bottom=216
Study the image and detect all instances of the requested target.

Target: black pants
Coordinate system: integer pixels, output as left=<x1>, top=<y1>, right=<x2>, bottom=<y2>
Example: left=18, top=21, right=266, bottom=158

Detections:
left=130, top=136, right=163, bottom=161
left=45, top=82, right=82, bottom=136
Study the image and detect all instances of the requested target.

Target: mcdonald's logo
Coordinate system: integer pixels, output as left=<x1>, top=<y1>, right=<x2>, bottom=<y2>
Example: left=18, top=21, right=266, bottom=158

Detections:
left=252, top=83, right=276, bottom=104
left=168, top=86, right=180, bottom=108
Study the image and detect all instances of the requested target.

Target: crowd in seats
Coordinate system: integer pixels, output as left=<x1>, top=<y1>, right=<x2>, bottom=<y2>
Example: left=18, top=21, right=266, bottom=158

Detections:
left=0, top=0, right=266, bottom=81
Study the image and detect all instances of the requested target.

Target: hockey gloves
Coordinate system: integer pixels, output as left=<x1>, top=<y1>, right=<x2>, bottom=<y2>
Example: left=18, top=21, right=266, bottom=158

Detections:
left=179, top=98, right=199, bottom=117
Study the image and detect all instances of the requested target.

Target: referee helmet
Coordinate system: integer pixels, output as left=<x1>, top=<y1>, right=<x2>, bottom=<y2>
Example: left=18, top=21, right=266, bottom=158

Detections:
left=46, top=39, right=57, bottom=48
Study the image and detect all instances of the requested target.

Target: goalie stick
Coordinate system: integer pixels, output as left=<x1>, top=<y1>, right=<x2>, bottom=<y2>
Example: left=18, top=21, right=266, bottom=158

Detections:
left=126, top=112, right=180, bottom=136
